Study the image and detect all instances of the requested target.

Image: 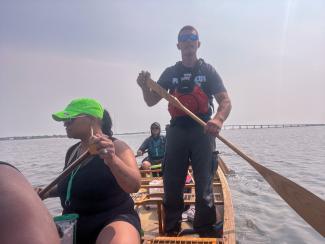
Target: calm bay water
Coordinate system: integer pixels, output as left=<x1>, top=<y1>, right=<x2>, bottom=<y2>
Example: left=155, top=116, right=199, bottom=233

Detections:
left=0, top=126, right=324, bottom=243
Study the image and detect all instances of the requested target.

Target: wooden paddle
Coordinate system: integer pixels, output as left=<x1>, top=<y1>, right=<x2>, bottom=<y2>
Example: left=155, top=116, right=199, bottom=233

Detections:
left=39, top=127, right=99, bottom=200
left=39, top=130, right=99, bottom=201
left=145, top=77, right=325, bottom=237
left=38, top=150, right=91, bottom=200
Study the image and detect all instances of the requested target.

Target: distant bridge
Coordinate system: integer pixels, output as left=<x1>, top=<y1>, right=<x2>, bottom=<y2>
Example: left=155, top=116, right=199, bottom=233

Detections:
left=222, top=123, right=325, bottom=130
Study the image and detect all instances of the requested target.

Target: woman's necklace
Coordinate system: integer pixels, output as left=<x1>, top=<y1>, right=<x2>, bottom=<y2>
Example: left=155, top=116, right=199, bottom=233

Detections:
left=65, top=142, right=89, bottom=207
left=76, top=143, right=88, bottom=158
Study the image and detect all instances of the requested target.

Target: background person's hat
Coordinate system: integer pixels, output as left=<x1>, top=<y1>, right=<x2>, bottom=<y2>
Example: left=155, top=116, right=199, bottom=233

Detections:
left=151, top=122, right=161, bottom=129
left=52, top=98, right=104, bottom=121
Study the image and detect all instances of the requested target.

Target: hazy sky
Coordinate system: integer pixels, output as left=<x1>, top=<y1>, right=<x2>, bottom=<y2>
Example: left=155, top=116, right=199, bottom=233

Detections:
left=1, top=0, right=325, bottom=137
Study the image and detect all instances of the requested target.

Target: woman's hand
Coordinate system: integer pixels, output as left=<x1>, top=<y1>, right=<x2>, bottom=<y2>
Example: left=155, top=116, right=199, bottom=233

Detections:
left=89, top=134, right=141, bottom=193
left=89, top=133, right=116, bottom=164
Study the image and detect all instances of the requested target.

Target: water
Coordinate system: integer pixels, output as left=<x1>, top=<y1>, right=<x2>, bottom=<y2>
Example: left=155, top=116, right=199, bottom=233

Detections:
left=0, top=126, right=324, bottom=244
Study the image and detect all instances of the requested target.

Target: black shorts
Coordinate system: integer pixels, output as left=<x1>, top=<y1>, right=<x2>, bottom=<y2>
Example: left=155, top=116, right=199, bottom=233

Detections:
left=0, top=161, right=20, bottom=171
left=73, top=210, right=141, bottom=244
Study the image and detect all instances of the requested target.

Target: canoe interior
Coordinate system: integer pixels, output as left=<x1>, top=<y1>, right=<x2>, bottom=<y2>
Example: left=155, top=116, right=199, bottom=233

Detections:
left=132, top=156, right=235, bottom=244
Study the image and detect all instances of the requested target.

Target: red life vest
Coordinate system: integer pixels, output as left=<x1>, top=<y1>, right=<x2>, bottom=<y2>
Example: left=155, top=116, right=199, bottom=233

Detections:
left=168, top=60, right=210, bottom=118
left=168, top=84, right=209, bottom=117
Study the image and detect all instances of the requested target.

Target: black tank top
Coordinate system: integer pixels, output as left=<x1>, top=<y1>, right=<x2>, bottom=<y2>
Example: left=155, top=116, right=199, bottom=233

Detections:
left=57, top=139, right=134, bottom=215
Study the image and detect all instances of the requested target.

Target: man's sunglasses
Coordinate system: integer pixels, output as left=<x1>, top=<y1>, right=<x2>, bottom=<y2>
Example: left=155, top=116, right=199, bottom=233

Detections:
left=178, top=34, right=199, bottom=42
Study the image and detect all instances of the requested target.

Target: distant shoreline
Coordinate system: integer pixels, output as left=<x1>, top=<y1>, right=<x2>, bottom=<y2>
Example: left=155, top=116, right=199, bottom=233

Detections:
left=0, top=131, right=149, bottom=141
left=1, top=123, right=324, bottom=141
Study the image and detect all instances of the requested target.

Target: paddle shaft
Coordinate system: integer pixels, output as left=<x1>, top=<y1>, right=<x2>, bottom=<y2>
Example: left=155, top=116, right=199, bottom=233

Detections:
left=145, top=78, right=325, bottom=237
left=135, top=149, right=148, bottom=158
left=39, top=150, right=90, bottom=200
left=135, top=149, right=148, bottom=159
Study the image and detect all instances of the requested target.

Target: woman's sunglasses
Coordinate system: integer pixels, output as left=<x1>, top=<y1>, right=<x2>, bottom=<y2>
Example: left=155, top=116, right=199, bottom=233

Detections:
left=64, top=115, right=87, bottom=124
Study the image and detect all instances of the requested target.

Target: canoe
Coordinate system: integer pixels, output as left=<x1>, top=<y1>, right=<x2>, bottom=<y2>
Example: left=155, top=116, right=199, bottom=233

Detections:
left=131, top=155, right=235, bottom=244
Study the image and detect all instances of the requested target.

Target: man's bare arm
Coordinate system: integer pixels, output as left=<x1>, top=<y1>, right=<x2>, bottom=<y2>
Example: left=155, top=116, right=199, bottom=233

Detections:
left=205, top=91, right=232, bottom=136
left=140, top=84, right=162, bottom=106
left=213, top=91, right=232, bottom=122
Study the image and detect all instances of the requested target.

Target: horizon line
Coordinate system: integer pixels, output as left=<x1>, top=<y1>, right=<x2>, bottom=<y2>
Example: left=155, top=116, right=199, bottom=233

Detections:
left=1, top=123, right=324, bottom=141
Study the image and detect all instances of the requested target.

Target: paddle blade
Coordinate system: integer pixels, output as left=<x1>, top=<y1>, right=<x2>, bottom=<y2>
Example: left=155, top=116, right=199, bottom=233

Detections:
left=217, top=135, right=325, bottom=237
left=252, top=161, right=325, bottom=237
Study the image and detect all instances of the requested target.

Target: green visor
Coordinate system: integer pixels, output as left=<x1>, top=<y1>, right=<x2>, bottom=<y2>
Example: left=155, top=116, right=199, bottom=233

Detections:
left=52, top=98, right=104, bottom=121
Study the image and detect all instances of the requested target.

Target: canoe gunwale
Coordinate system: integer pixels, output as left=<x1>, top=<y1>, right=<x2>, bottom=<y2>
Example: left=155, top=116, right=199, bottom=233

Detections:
left=218, top=157, right=236, bottom=243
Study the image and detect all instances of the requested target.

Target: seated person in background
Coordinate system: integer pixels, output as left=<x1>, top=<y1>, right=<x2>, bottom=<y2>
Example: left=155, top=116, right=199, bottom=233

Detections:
left=137, top=122, right=166, bottom=170
left=0, top=162, right=60, bottom=244
left=35, top=98, right=141, bottom=244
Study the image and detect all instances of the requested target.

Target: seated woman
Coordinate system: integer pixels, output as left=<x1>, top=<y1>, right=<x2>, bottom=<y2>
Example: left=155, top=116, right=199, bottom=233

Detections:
left=37, top=98, right=141, bottom=244
left=136, top=122, right=166, bottom=171
left=0, top=162, right=60, bottom=244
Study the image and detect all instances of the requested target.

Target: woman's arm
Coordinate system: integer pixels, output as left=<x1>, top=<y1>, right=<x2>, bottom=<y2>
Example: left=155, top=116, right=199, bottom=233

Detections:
left=107, top=140, right=141, bottom=193
left=0, top=163, right=60, bottom=244
left=90, top=134, right=141, bottom=193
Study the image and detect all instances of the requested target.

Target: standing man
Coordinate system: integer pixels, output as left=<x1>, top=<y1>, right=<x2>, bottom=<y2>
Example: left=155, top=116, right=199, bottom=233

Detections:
left=137, top=25, right=232, bottom=237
